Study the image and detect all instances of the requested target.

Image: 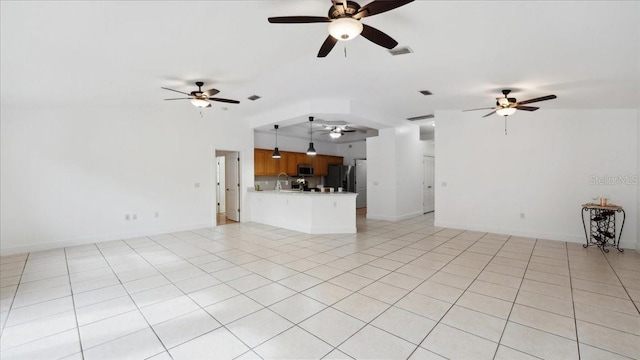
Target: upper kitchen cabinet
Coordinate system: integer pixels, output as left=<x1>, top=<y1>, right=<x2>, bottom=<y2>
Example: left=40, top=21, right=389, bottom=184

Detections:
left=254, top=148, right=281, bottom=176
left=254, top=149, right=343, bottom=177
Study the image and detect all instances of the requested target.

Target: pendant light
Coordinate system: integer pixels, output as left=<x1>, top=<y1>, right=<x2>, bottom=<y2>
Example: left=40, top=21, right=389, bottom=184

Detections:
left=306, top=116, right=316, bottom=155
left=272, top=125, right=281, bottom=158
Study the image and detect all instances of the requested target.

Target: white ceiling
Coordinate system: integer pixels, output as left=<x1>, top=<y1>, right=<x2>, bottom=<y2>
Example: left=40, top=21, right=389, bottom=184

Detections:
left=1, top=1, right=638, bottom=134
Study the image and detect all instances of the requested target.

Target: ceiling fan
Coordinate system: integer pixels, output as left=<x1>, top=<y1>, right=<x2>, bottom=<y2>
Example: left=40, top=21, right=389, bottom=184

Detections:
left=322, top=125, right=358, bottom=138
left=268, top=0, right=414, bottom=57
left=161, top=81, right=240, bottom=108
left=463, top=89, right=557, bottom=134
left=463, top=89, right=557, bottom=118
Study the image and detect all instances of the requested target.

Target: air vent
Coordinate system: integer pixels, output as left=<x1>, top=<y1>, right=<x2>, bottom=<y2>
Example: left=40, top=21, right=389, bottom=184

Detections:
left=419, top=90, right=432, bottom=96
left=247, top=95, right=261, bottom=101
left=407, top=114, right=435, bottom=121
left=389, top=46, right=413, bottom=56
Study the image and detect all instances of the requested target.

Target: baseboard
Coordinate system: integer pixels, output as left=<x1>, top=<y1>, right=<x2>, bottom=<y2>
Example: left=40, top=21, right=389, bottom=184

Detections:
left=434, top=220, right=638, bottom=249
left=0, top=222, right=213, bottom=256
left=367, top=210, right=424, bottom=222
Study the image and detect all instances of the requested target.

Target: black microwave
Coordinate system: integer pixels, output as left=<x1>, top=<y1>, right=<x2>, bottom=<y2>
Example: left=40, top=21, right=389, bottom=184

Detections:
left=297, top=164, right=314, bottom=177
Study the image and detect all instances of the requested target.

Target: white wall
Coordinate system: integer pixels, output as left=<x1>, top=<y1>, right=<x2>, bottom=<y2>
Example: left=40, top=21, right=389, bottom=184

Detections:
left=435, top=109, right=638, bottom=249
left=423, top=139, right=435, bottom=157
left=337, top=141, right=366, bottom=165
left=0, top=105, right=255, bottom=254
left=367, top=124, right=424, bottom=221
left=254, top=132, right=339, bottom=156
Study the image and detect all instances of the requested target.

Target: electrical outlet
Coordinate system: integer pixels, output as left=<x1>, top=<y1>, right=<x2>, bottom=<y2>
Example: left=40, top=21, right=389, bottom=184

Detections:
left=285, top=180, right=288, bottom=185
left=195, top=182, right=200, bottom=188
left=520, top=213, right=525, bottom=219
left=132, top=214, right=137, bottom=220
left=125, top=214, right=130, bottom=221
left=155, top=212, right=159, bottom=218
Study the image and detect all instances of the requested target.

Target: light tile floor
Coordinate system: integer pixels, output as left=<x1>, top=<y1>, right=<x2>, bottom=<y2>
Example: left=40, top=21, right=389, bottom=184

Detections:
left=1, top=213, right=639, bottom=359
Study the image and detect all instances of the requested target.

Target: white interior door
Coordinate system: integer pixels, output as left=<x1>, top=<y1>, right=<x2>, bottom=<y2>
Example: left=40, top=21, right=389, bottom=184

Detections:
left=216, top=156, right=226, bottom=213
left=225, top=152, right=240, bottom=221
left=423, top=156, right=435, bottom=213
left=355, top=159, right=367, bottom=209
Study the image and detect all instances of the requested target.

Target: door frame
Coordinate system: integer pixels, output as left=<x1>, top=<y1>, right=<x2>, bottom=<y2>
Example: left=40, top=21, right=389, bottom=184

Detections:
left=214, top=149, right=242, bottom=225
left=423, top=155, right=435, bottom=214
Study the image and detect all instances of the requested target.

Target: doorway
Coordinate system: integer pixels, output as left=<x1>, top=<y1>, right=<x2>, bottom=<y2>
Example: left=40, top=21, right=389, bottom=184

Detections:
left=215, top=150, right=241, bottom=225
left=355, top=159, right=367, bottom=209
left=423, top=156, right=435, bottom=213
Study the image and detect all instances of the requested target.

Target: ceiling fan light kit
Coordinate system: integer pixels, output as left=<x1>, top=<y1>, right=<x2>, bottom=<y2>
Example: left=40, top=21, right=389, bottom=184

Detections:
left=190, top=98, right=209, bottom=108
left=328, top=17, right=363, bottom=40
left=496, top=107, right=516, bottom=117
left=329, top=131, right=342, bottom=139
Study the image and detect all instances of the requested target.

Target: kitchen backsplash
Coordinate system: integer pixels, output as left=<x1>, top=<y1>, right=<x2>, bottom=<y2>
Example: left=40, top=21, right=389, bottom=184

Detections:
left=255, top=175, right=323, bottom=190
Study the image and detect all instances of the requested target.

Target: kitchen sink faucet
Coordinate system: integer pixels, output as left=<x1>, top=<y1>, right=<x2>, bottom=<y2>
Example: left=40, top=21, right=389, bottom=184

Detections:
left=275, top=172, right=288, bottom=192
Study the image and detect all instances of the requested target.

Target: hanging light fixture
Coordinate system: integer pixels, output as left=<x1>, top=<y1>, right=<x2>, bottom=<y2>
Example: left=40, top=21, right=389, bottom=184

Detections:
left=496, top=107, right=516, bottom=117
left=328, top=17, right=363, bottom=41
left=272, top=125, right=281, bottom=158
left=306, top=116, right=317, bottom=155
left=190, top=98, right=210, bottom=108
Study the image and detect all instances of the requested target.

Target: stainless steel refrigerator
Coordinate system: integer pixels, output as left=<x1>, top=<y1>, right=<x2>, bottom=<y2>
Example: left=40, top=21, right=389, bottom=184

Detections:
left=324, top=165, right=355, bottom=192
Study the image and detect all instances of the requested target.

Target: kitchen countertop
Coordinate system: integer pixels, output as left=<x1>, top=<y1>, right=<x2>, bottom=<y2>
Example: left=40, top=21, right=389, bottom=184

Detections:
left=249, top=189, right=357, bottom=196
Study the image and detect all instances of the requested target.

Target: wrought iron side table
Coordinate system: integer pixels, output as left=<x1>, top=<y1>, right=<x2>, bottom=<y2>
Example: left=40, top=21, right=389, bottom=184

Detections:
left=581, top=203, right=625, bottom=253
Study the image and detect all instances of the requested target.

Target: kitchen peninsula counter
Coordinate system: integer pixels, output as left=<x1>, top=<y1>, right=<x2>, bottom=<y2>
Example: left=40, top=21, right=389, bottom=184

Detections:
left=248, top=190, right=358, bottom=234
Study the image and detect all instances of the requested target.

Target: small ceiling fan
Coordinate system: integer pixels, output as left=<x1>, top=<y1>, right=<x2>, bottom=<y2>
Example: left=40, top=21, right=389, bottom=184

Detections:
left=161, top=81, right=240, bottom=108
left=321, top=125, right=358, bottom=138
left=463, top=90, right=557, bottom=134
left=463, top=89, right=557, bottom=118
left=268, top=0, right=414, bottom=57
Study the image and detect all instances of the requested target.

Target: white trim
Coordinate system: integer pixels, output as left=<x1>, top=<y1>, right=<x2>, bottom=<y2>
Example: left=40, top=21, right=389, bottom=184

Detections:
left=1, top=223, right=212, bottom=256
left=434, top=220, right=637, bottom=250
left=367, top=210, right=424, bottom=222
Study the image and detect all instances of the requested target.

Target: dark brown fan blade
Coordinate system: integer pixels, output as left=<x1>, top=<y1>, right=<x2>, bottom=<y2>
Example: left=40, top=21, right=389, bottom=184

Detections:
left=360, top=24, right=397, bottom=49
left=517, top=94, right=557, bottom=105
left=463, top=107, right=495, bottom=112
left=268, top=16, right=330, bottom=23
left=318, top=35, right=338, bottom=57
left=209, top=97, right=240, bottom=104
left=515, top=105, right=539, bottom=111
left=164, top=98, right=190, bottom=100
left=482, top=110, right=498, bottom=118
left=354, top=0, right=414, bottom=19
left=341, top=129, right=357, bottom=133
left=203, top=88, right=220, bottom=97
left=161, top=87, right=190, bottom=96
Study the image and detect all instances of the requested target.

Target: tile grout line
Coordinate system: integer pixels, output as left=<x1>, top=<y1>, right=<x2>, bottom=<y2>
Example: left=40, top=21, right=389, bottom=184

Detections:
left=565, top=241, right=581, bottom=360
left=323, top=229, right=495, bottom=359
left=601, top=250, right=640, bottom=315
left=64, top=246, right=87, bottom=360
left=0, top=252, right=29, bottom=336
left=130, top=235, right=265, bottom=358
left=491, top=237, right=537, bottom=359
